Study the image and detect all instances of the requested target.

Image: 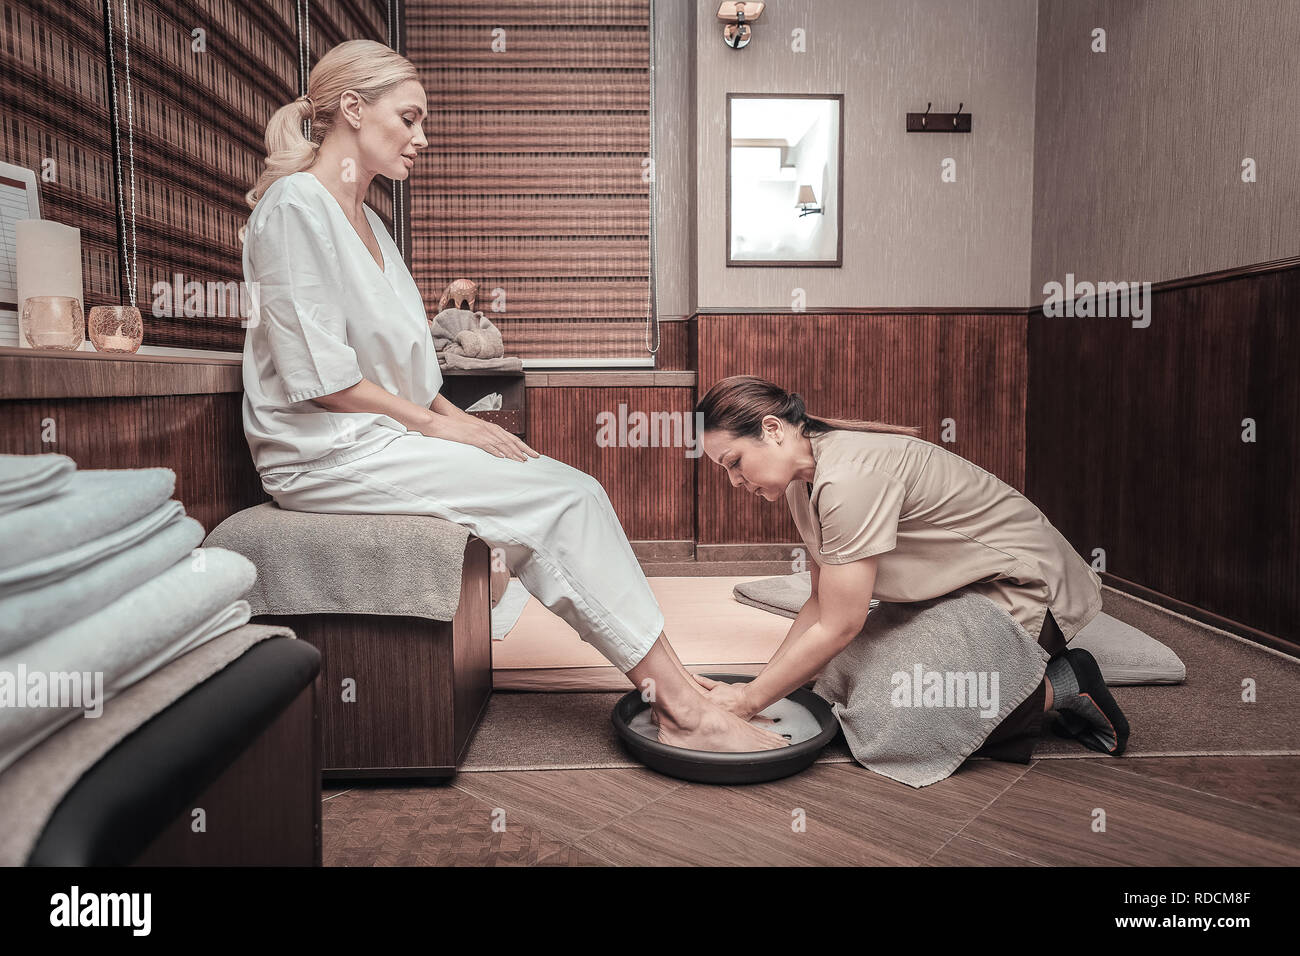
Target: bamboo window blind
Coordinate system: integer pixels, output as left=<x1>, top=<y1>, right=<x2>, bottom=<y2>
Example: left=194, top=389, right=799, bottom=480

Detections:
left=0, top=0, right=121, bottom=310
left=405, top=0, right=653, bottom=362
left=0, top=0, right=399, bottom=352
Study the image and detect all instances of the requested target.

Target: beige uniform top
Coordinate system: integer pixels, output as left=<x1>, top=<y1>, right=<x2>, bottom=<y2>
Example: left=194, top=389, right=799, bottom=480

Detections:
left=785, top=429, right=1103, bottom=642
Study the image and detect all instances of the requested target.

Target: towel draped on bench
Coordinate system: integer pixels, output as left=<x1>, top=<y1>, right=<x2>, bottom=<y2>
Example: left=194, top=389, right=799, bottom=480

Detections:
left=203, top=501, right=472, bottom=622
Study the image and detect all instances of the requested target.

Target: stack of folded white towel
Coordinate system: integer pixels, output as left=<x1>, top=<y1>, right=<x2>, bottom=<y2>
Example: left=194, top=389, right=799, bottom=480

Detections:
left=0, top=453, right=258, bottom=774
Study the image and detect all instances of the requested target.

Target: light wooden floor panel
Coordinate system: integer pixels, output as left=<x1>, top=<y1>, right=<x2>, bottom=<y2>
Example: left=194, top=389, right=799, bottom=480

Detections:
left=321, top=754, right=1300, bottom=867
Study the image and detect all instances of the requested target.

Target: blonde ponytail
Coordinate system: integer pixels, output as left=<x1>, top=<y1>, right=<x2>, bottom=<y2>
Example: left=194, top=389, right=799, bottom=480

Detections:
left=245, top=96, right=317, bottom=209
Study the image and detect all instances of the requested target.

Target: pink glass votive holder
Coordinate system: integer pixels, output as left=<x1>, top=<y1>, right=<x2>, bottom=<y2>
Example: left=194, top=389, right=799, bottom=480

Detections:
left=21, top=296, right=85, bottom=351
left=88, top=305, right=144, bottom=354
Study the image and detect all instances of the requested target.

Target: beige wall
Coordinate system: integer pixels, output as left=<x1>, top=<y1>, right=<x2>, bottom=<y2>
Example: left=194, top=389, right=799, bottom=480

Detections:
left=656, top=0, right=1297, bottom=319
left=1031, top=0, right=1300, bottom=296
left=653, top=0, right=697, bottom=320
left=692, top=0, right=1038, bottom=310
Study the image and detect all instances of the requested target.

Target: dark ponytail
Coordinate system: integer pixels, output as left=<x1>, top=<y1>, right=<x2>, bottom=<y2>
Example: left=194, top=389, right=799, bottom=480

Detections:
left=695, top=375, right=921, bottom=440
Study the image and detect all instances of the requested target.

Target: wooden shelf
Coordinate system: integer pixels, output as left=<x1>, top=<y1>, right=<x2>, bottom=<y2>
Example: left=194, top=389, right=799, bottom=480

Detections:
left=0, top=346, right=242, bottom=398
left=439, top=367, right=523, bottom=377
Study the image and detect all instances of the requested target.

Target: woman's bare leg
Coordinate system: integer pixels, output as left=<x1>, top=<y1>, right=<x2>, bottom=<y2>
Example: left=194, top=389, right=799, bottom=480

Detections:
left=627, top=634, right=789, bottom=752
left=654, top=632, right=713, bottom=700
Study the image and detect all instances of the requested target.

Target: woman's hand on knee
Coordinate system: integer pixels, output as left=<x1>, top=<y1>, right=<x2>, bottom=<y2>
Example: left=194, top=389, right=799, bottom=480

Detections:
left=481, top=419, right=540, bottom=460
left=423, top=416, right=539, bottom=462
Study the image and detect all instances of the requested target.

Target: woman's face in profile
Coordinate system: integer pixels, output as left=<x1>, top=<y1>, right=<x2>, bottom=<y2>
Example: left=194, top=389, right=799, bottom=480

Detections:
left=357, top=79, right=428, bottom=181
left=702, top=423, right=795, bottom=502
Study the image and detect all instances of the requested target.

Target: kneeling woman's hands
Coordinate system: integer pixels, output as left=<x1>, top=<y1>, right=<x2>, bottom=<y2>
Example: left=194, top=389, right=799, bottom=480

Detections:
left=691, top=674, right=776, bottom=724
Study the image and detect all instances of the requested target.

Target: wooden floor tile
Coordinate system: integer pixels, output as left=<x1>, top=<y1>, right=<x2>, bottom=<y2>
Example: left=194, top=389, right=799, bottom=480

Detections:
left=536, top=844, right=614, bottom=866
left=322, top=783, right=572, bottom=866
left=318, top=757, right=1300, bottom=866
left=677, top=759, right=1034, bottom=863
left=1065, top=755, right=1300, bottom=819
left=451, top=767, right=683, bottom=843
left=927, top=834, right=1047, bottom=866
left=575, top=764, right=927, bottom=865
left=958, top=759, right=1300, bottom=866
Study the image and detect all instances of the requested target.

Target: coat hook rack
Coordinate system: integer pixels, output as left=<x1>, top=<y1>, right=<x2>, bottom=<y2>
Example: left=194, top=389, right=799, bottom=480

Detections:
left=906, top=102, right=972, bottom=133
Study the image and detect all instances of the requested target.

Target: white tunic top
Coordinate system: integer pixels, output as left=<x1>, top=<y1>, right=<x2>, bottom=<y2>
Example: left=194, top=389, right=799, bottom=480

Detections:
left=241, top=171, right=443, bottom=476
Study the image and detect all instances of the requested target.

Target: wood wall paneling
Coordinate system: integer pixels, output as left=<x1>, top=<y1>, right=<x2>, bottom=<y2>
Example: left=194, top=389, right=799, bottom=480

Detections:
left=696, top=312, right=1028, bottom=545
left=525, top=385, right=694, bottom=541
left=652, top=315, right=694, bottom=371
left=0, top=393, right=265, bottom=532
left=1027, top=265, right=1299, bottom=645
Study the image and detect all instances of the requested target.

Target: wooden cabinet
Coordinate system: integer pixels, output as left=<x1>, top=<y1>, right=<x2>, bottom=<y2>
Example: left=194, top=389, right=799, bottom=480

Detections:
left=438, top=368, right=527, bottom=437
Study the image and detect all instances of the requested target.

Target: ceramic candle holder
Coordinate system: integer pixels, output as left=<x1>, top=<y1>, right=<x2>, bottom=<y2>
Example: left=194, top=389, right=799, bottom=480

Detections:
left=21, top=296, right=85, bottom=351
left=88, top=306, right=144, bottom=354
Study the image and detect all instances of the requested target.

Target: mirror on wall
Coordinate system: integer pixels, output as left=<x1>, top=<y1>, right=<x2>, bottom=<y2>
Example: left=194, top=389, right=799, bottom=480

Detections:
left=727, top=93, right=843, bottom=267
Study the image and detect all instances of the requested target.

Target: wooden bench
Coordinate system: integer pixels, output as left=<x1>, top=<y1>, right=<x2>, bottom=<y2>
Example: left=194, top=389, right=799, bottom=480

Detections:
left=254, top=536, right=493, bottom=780
left=202, top=500, right=496, bottom=781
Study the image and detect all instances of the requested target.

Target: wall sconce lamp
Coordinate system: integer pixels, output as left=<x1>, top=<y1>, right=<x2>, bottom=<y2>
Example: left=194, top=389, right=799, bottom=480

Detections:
left=717, top=1, right=766, bottom=50
left=796, top=184, right=822, bottom=217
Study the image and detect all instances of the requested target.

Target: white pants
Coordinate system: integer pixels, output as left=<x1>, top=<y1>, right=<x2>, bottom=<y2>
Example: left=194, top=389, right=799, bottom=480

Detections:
left=260, top=432, right=665, bottom=673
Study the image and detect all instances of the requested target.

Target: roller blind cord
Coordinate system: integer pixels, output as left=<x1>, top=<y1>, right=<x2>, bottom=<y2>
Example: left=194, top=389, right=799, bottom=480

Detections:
left=645, top=0, right=659, bottom=355
left=104, top=0, right=139, bottom=309
left=388, top=0, right=405, bottom=260
left=296, top=0, right=311, bottom=138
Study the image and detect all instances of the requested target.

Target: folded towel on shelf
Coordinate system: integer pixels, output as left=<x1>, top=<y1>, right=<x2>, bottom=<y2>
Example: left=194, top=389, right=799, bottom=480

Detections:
left=0, top=546, right=256, bottom=775
left=0, top=499, right=186, bottom=596
left=439, top=352, right=524, bottom=372
left=0, top=467, right=176, bottom=574
left=0, top=454, right=76, bottom=515
left=429, top=308, right=505, bottom=358
left=451, top=319, right=503, bottom=359
left=812, top=588, right=1049, bottom=789
left=0, top=621, right=294, bottom=867
left=429, top=308, right=524, bottom=372
left=0, top=515, right=207, bottom=655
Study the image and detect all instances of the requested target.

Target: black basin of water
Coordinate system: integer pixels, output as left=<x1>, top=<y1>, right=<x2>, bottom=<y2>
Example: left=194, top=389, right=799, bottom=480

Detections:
left=611, top=673, right=839, bottom=784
